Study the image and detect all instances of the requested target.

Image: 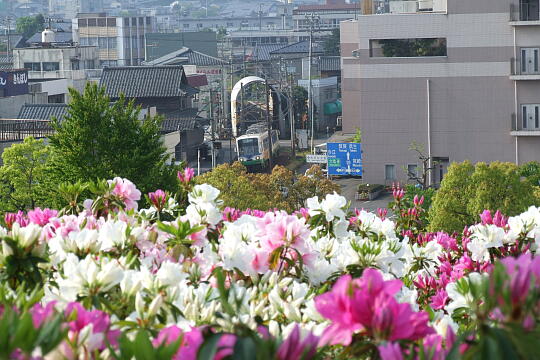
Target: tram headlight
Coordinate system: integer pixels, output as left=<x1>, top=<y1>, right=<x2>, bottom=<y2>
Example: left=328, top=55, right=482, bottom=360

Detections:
left=255, top=156, right=260, bottom=160
left=239, top=157, right=245, bottom=162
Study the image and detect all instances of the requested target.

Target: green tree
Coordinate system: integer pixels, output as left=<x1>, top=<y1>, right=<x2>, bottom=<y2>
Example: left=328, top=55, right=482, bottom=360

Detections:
left=48, top=83, right=177, bottom=195
left=197, top=163, right=339, bottom=211
left=293, top=86, right=308, bottom=128
left=519, top=161, right=540, bottom=187
left=323, top=28, right=340, bottom=56
left=429, top=161, right=536, bottom=233
left=0, top=137, right=51, bottom=211
left=467, top=162, right=535, bottom=220
left=16, top=14, right=45, bottom=39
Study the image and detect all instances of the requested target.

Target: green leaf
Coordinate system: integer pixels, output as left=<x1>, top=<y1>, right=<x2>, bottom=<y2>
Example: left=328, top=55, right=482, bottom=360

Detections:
left=198, top=333, right=224, bottom=360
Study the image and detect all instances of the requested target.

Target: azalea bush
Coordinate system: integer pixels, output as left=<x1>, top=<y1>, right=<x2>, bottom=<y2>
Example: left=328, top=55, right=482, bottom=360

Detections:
left=1, top=170, right=540, bottom=359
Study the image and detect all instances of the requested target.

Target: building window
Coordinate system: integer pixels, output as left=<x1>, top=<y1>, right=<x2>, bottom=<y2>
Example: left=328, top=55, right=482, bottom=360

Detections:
left=522, top=104, right=540, bottom=129
left=407, top=164, right=418, bottom=179
left=98, top=18, right=106, bottom=27
left=78, top=19, right=87, bottom=27
left=108, top=37, right=117, bottom=48
left=226, top=22, right=234, bottom=27
left=84, top=60, right=95, bottom=69
left=370, top=38, right=447, bottom=57
left=71, top=60, right=80, bottom=70
left=183, top=23, right=190, bottom=28
left=123, top=18, right=129, bottom=26
left=88, top=18, right=97, bottom=27
left=146, top=17, right=151, bottom=25
left=80, top=37, right=89, bottom=46
left=385, top=164, right=396, bottom=181
left=98, top=37, right=108, bottom=48
left=43, top=62, right=60, bottom=71
left=24, top=62, right=41, bottom=71
left=87, top=37, right=98, bottom=46
left=107, top=18, right=117, bottom=27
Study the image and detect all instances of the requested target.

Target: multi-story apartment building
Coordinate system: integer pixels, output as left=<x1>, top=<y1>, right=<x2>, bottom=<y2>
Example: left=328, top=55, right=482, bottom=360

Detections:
left=72, top=13, right=156, bottom=67
left=294, top=0, right=360, bottom=31
left=49, top=0, right=104, bottom=18
left=341, top=0, right=540, bottom=185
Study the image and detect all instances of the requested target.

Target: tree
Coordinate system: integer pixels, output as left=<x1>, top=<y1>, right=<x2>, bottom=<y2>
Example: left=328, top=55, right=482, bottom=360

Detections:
left=323, top=28, right=340, bottom=56
left=16, top=14, right=45, bottom=39
left=519, top=161, right=540, bottom=187
left=197, top=163, right=340, bottom=211
left=48, top=83, right=177, bottom=195
left=428, top=161, right=537, bottom=233
left=404, top=142, right=438, bottom=189
left=0, top=137, right=51, bottom=212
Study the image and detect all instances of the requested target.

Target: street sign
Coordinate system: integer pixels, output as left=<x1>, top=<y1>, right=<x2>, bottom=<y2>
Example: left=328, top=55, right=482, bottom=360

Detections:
left=327, top=143, right=362, bottom=176
left=306, top=154, right=327, bottom=164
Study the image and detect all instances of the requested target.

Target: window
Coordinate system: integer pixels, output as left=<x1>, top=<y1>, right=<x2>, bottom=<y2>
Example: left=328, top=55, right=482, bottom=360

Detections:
left=43, top=62, right=60, bottom=71
left=183, top=23, right=190, bottom=28
left=98, top=37, right=108, bottom=48
left=71, top=60, right=80, bottom=70
left=370, top=38, right=447, bottom=57
left=88, top=37, right=98, bottom=46
left=78, top=19, right=87, bottom=27
left=107, top=18, right=117, bottom=27
left=108, top=37, right=117, bottom=48
left=522, top=104, right=540, bottom=129
left=123, top=18, right=129, bottom=26
left=385, top=164, right=396, bottom=181
left=84, top=60, right=95, bottom=69
left=146, top=17, right=151, bottom=25
left=407, top=164, right=418, bottom=179
left=97, top=18, right=106, bottom=27
left=227, top=22, right=234, bottom=27
left=88, top=18, right=97, bottom=27
left=80, top=37, right=89, bottom=46
left=24, top=62, right=41, bottom=71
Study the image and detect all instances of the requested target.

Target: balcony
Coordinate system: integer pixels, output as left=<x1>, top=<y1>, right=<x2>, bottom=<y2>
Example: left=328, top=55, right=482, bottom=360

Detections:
left=510, top=2, right=540, bottom=25
left=510, top=57, right=540, bottom=80
left=511, top=113, right=540, bottom=136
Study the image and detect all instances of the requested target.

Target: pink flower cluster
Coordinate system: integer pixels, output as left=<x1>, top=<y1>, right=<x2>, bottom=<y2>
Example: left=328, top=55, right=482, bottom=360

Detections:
left=178, top=167, right=195, bottom=184
left=108, top=177, right=141, bottom=210
left=315, top=269, right=434, bottom=346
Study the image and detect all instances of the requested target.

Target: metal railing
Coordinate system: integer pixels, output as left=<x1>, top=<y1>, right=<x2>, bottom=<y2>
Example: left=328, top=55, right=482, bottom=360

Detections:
left=0, top=120, right=54, bottom=142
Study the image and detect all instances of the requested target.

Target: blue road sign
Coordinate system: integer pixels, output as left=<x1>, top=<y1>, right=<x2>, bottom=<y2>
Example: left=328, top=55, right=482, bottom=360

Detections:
left=327, top=143, right=362, bottom=176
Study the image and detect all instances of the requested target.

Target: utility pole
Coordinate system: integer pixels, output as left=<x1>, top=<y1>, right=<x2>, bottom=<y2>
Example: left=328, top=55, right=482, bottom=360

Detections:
left=265, top=78, right=273, bottom=171
left=288, top=72, right=296, bottom=158
left=210, top=90, right=216, bottom=169
left=259, top=4, right=263, bottom=31
left=306, top=13, right=320, bottom=153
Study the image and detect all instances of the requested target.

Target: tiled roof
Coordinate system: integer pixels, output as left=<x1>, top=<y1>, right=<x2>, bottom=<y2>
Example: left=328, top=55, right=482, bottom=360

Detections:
left=252, top=44, right=287, bottom=61
left=144, top=48, right=227, bottom=67
left=319, top=56, right=341, bottom=71
left=295, top=2, right=359, bottom=12
left=186, top=74, right=208, bottom=88
left=27, top=30, right=73, bottom=44
left=17, top=104, right=68, bottom=121
left=100, top=66, right=198, bottom=99
left=270, top=41, right=324, bottom=55
left=161, top=108, right=200, bottom=133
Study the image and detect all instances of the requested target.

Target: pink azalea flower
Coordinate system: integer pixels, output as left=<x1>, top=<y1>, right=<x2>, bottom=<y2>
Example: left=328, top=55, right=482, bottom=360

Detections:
left=215, top=334, right=236, bottom=360
left=378, top=342, right=403, bottom=360
left=277, top=325, right=319, bottom=360
left=431, top=289, right=449, bottom=310
left=154, top=326, right=203, bottom=360
left=108, top=177, right=141, bottom=210
left=30, top=301, right=57, bottom=328
left=148, top=189, right=167, bottom=210
left=316, top=270, right=434, bottom=346
left=65, top=302, right=120, bottom=350
left=315, top=275, right=364, bottom=346
left=178, top=167, right=195, bottom=183
left=27, top=208, right=58, bottom=226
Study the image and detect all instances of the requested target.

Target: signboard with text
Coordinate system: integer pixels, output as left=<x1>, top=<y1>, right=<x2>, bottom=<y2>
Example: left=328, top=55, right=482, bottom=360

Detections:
left=306, top=154, right=327, bottom=164
left=327, top=142, right=362, bottom=176
left=0, top=70, right=29, bottom=97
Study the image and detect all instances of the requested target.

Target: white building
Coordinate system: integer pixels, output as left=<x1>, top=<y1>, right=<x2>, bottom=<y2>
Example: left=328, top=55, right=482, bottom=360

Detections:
left=49, top=0, right=105, bottom=18
left=13, top=32, right=99, bottom=93
left=72, top=13, right=156, bottom=67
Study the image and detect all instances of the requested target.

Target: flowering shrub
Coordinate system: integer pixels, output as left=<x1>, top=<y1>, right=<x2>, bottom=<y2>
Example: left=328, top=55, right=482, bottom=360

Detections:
left=0, top=172, right=540, bottom=359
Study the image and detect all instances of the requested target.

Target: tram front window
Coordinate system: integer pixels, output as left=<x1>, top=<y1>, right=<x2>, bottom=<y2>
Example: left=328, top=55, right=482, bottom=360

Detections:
left=238, top=138, right=260, bottom=157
